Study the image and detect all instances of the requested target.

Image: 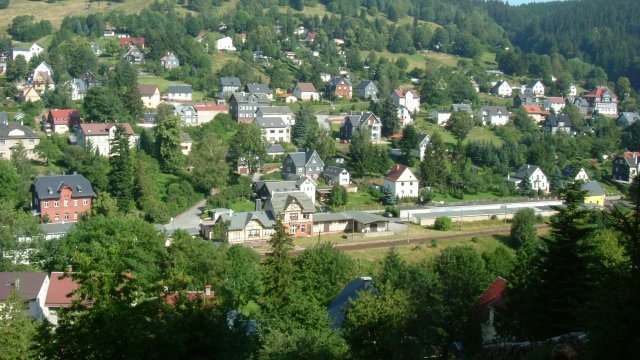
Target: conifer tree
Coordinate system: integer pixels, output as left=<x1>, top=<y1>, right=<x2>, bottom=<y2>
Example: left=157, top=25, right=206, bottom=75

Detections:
left=154, top=105, right=184, bottom=174
left=262, top=220, right=295, bottom=315
left=109, top=125, right=135, bottom=212
left=418, top=131, right=449, bottom=191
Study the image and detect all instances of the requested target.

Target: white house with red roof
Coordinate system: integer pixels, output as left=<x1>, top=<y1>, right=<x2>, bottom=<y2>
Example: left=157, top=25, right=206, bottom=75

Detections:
left=45, top=109, right=81, bottom=134
left=543, top=97, right=566, bottom=113
left=383, top=165, right=419, bottom=198
left=472, top=277, right=507, bottom=343
left=293, top=82, right=320, bottom=101
left=76, top=123, right=139, bottom=156
left=583, top=86, right=618, bottom=116
left=193, top=104, right=228, bottom=125
left=391, top=88, right=420, bottom=113
left=119, top=37, right=145, bottom=48
left=522, top=104, right=551, bottom=123
left=44, top=271, right=79, bottom=326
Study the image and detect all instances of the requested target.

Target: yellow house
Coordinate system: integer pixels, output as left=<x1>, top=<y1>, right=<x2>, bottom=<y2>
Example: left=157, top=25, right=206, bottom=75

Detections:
left=583, top=181, right=605, bottom=207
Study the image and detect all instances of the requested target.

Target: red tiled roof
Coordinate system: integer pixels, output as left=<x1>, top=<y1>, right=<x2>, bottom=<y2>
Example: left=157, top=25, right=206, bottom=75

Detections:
left=473, top=277, right=507, bottom=322
left=522, top=105, right=550, bottom=115
left=164, top=290, right=214, bottom=306
left=384, top=165, right=410, bottom=181
left=119, top=38, right=145, bottom=46
left=49, top=109, right=79, bottom=118
left=618, top=152, right=640, bottom=159
left=548, top=97, right=565, bottom=104
left=45, top=272, right=79, bottom=308
left=296, top=82, right=317, bottom=92
left=79, top=123, right=135, bottom=136
left=389, top=133, right=403, bottom=139
left=583, top=86, right=611, bottom=98
left=393, top=88, right=418, bottom=98
left=194, top=104, right=228, bottom=111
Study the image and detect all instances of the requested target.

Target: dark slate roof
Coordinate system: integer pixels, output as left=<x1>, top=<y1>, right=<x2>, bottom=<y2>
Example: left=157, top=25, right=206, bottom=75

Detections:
left=328, top=277, right=377, bottom=329
left=514, top=164, right=541, bottom=180
left=356, top=80, right=376, bottom=90
left=257, top=106, right=293, bottom=115
left=0, top=123, right=39, bottom=140
left=314, top=211, right=387, bottom=225
left=451, top=103, right=473, bottom=113
left=269, top=192, right=315, bottom=213
left=266, top=144, right=285, bottom=154
left=167, top=85, right=192, bottom=94
left=329, top=77, right=352, bottom=88
left=481, top=106, right=509, bottom=117
left=0, top=272, right=48, bottom=302
left=245, top=83, right=272, bottom=94
left=342, top=112, right=377, bottom=129
left=181, top=133, right=192, bottom=143
left=417, top=134, right=430, bottom=145
left=256, top=180, right=298, bottom=199
left=287, top=149, right=318, bottom=168
left=323, top=166, right=348, bottom=177
left=255, top=117, right=288, bottom=128
left=583, top=181, right=605, bottom=197
left=219, top=211, right=275, bottom=231
left=0, top=112, right=8, bottom=125
left=618, top=112, right=640, bottom=126
left=32, top=174, right=96, bottom=200
left=219, top=77, right=241, bottom=87
left=546, top=114, right=572, bottom=128
left=231, top=92, right=270, bottom=103
left=527, top=80, right=542, bottom=88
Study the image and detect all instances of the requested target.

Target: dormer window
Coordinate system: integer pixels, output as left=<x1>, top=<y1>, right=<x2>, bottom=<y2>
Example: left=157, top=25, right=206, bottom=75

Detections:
left=77, top=185, right=82, bottom=192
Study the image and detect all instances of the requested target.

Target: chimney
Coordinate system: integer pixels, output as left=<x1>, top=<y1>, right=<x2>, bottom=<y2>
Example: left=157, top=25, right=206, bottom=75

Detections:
left=361, top=276, right=372, bottom=290
left=65, top=265, right=72, bottom=274
left=395, top=165, right=401, bottom=171
left=205, top=284, right=212, bottom=296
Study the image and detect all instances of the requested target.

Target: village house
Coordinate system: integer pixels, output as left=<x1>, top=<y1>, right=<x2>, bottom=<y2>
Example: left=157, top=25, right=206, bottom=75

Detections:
left=356, top=80, right=379, bottom=99
left=384, top=165, right=419, bottom=199
left=0, top=272, right=49, bottom=319
left=45, top=109, right=81, bottom=134
left=524, top=80, right=545, bottom=97
left=582, top=86, right=618, bottom=116
left=254, top=177, right=317, bottom=205
left=89, top=42, right=101, bottom=56
left=180, top=133, right=192, bottom=155
left=119, top=37, right=145, bottom=48
left=69, top=78, right=87, bottom=101
left=266, top=144, right=285, bottom=160
left=31, top=174, right=96, bottom=224
left=411, top=134, right=431, bottom=161
left=480, top=106, right=510, bottom=126
left=255, top=117, right=291, bottom=143
left=30, top=62, right=54, bottom=93
left=192, top=104, right=228, bottom=125
left=255, top=106, right=295, bottom=126
left=472, top=277, right=507, bottom=344
left=245, top=83, right=273, bottom=100
left=513, top=94, right=541, bottom=108
left=340, top=112, right=382, bottom=143
left=122, top=45, right=144, bottom=64
left=583, top=181, right=605, bottom=207
left=11, top=43, right=44, bottom=62
left=322, top=166, right=350, bottom=186
left=522, top=105, right=551, bottom=123
left=44, top=271, right=79, bottom=326
left=174, top=105, right=197, bottom=126
left=561, top=165, right=589, bottom=182
left=327, top=77, right=353, bottom=99
left=219, top=77, right=242, bottom=98
left=166, top=85, right=193, bottom=101
left=567, top=84, right=577, bottom=97
left=320, top=73, right=332, bottom=82
left=76, top=123, right=139, bottom=156
left=293, top=82, right=320, bottom=101
left=313, top=212, right=389, bottom=236
left=264, top=192, right=315, bottom=237
left=81, top=70, right=102, bottom=88
left=544, top=97, right=566, bottom=113
left=543, top=114, right=572, bottom=135
left=216, top=36, right=236, bottom=51
left=391, top=88, right=420, bottom=113
left=138, top=84, right=161, bottom=108
left=617, top=112, right=640, bottom=127
left=229, top=92, right=270, bottom=122
left=19, top=87, right=41, bottom=103
left=0, top=122, right=40, bottom=160
left=282, top=149, right=324, bottom=180
left=431, top=109, right=452, bottom=126
left=200, top=209, right=275, bottom=243
left=507, top=164, right=550, bottom=193
left=491, top=80, right=512, bottom=97
left=160, top=52, right=180, bottom=69
left=397, top=106, right=413, bottom=127
left=612, top=152, right=640, bottom=183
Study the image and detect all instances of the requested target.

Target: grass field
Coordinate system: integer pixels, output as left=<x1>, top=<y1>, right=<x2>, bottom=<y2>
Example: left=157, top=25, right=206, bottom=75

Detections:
left=137, top=75, right=206, bottom=100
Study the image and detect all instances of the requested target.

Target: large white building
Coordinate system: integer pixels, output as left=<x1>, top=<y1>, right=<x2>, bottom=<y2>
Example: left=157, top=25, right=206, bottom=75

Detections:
left=216, top=36, right=236, bottom=51
left=76, top=123, right=139, bottom=156
left=392, top=88, right=420, bottom=113
left=11, top=43, right=44, bottom=62
left=384, top=165, right=419, bottom=199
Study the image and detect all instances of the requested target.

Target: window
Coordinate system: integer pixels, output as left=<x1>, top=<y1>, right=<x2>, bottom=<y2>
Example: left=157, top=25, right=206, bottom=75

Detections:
left=302, top=214, right=309, bottom=220
left=74, top=212, right=78, bottom=220
left=401, top=182, right=405, bottom=186
left=247, top=229, right=260, bottom=238
left=44, top=201, right=49, bottom=208
left=54, top=201, right=59, bottom=208
left=83, top=199, right=88, bottom=206
left=290, top=213, right=299, bottom=221
left=300, top=225, right=306, bottom=233
left=54, top=214, right=59, bottom=221
left=64, top=213, right=70, bottom=220
left=290, top=225, right=297, bottom=234
left=64, top=200, right=69, bottom=207
left=0, top=140, right=4, bottom=146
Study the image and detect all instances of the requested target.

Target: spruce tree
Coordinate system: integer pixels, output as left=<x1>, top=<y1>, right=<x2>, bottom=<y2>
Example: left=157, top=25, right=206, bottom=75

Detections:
left=154, top=105, right=184, bottom=174
left=378, top=97, right=399, bottom=137
left=418, top=131, right=449, bottom=191
left=399, top=125, right=419, bottom=161
left=108, top=125, right=135, bottom=212
left=262, top=220, right=295, bottom=315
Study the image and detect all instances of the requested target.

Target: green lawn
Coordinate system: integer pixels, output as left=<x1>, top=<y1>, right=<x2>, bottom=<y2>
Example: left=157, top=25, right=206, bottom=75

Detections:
left=137, top=76, right=206, bottom=100
left=229, top=199, right=256, bottom=212
left=466, top=127, right=504, bottom=146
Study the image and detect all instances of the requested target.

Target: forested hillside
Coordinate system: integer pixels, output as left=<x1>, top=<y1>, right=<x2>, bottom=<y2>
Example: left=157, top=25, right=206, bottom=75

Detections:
left=485, top=0, right=640, bottom=87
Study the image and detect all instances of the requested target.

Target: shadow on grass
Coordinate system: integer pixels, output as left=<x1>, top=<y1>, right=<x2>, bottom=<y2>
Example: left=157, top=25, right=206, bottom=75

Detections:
left=492, top=234, right=513, bottom=248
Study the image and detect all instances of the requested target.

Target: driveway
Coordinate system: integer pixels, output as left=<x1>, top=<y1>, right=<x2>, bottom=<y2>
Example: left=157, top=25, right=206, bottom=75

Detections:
left=163, top=198, right=208, bottom=232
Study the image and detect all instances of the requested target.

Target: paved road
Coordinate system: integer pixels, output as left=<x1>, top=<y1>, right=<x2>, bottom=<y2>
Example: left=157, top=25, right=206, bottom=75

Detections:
left=163, top=199, right=207, bottom=232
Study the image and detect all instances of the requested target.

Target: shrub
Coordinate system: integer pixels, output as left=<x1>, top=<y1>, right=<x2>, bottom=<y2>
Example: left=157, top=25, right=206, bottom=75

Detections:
left=384, top=206, right=399, bottom=218
left=471, top=237, right=479, bottom=243
left=433, top=216, right=453, bottom=231
left=490, top=215, right=498, bottom=220
left=0, top=0, right=9, bottom=9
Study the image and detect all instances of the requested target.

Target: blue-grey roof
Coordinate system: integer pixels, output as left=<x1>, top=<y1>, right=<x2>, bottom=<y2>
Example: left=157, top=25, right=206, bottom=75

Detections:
left=0, top=112, right=8, bottom=126
left=515, top=164, right=541, bottom=179
left=245, top=83, right=272, bottom=94
left=356, top=80, right=376, bottom=90
left=0, top=123, right=39, bottom=140
left=583, top=181, right=605, bottom=196
left=451, top=103, right=473, bottom=113
left=257, top=106, right=293, bottom=115
left=266, top=144, right=285, bottom=154
left=546, top=114, right=572, bottom=127
left=328, top=277, right=377, bottom=329
left=167, top=85, right=192, bottom=94
left=231, top=92, right=270, bottom=103
left=220, top=211, right=275, bottom=231
left=342, top=112, right=378, bottom=129
left=268, top=192, right=315, bottom=213
left=322, top=166, right=347, bottom=177
left=255, top=117, right=288, bottom=128
left=287, top=149, right=319, bottom=168
left=219, top=77, right=241, bottom=87
left=32, top=174, right=96, bottom=200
